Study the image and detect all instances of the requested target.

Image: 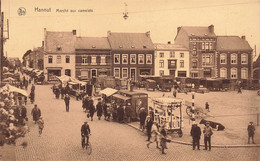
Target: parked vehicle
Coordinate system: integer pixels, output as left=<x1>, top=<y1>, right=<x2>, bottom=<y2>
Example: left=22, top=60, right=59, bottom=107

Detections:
left=145, top=79, right=156, bottom=91
left=112, top=90, right=148, bottom=121
left=157, top=76, right=174, bottom=92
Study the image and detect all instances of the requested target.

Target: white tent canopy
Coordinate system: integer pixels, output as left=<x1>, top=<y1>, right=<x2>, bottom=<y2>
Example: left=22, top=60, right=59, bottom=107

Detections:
left=3, top=84, right=28, bottom=96
left=99, top=88, right=118, bottom=97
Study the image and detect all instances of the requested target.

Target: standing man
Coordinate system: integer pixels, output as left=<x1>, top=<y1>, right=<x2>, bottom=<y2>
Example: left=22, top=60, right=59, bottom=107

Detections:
left=102, top=102, right=108, bottom=121
left=64, top=94, right=70, bottom=112
left=203, top=122, right=213, bottom=151
left=139, top=108, right=147, bottom=131
left=31, top=84, right=35, bottom=94
left=89, top=99, right=95, bottom=121
left=125, top=103, right=132, bottom=123
left=145, top=115, right=153, bottom=141
left=31, top=104, right=41, bottom=124
left=96, top=98, right=103, bottom=120
left=247, top=121, right=255, bottom=144
left=190, top=123, right=201, bottom=150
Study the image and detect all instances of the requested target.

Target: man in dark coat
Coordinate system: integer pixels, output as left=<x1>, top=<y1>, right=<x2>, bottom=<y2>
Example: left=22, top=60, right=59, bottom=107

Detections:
left=64, top=94, right=70, bottom=112
left=89, top=99, right=95, bottom=121
left=247, top=122, right=255, bottom=144
left=29, top=91, right=35, bottom=104
left=96, top=98, right=103, bottom=120
left=55, top=88, right=60, bottom=99
left=102, top=102, right=108, bottom=121
left=117, top=105, right=124, bottom=123
left=82, top=96, right=88, bottom=112
left=31, top=84, right=35, bottom=93
left=190, top=123, right=202, bottom=150
left=125, top=103, right=132, bottom=123
left=31, top=104, right=41, bottom=124
left=139, top=108, right=147, bottom=131
left=145, top=115, right=153, bottom=141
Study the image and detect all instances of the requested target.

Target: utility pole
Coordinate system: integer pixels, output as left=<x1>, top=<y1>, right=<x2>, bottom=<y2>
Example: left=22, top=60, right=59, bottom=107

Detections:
left=0, top=0, right=3, bottom=84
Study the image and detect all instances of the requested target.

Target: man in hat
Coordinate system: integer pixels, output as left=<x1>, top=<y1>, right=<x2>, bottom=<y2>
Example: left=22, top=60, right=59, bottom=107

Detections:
left=64, top=94, right=70, bottom=112
left=139, top=107, right=147, bottom=131
left=203, top=121, right=213, bottom=151
left=31, top=104, right=41, bottom=124
left=145, top=115, right=153, bottom=141
left=96, top=98, right=103, bottom=120
left=190, top=122, right=201, bottom=150
left=81, top=121, right=91, bottom=148
left=247, top=121, right=255, bottom=144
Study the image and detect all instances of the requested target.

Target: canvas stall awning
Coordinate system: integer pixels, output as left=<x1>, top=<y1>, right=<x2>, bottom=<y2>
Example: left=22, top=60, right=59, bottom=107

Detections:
left=99, top=88, right=118, bottom=97
left=112, top=94, right=130, bottom=101
left=3, top=85, right=28, bottom=96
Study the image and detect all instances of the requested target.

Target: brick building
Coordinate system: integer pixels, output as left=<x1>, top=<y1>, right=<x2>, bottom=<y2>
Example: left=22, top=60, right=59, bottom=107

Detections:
left=216, top=36, right=253, bottom=80
left=75, top=37, right=111, bottom=80
left=174, top=25, right=217, bottom=78
left=107, top=31, right=154, bottom=80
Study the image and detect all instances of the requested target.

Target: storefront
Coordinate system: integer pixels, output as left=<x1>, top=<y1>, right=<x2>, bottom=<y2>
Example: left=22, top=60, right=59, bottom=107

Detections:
left=47, top=68, right=61, bottom=81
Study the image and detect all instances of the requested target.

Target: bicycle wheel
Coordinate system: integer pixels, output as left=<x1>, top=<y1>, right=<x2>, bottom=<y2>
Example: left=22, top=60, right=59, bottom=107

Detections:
left=86, top=142, right=92, bottom=155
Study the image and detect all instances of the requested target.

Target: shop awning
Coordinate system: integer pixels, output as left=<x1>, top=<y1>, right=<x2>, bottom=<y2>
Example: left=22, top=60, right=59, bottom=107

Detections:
left=99, top=88, right=118, bottom=97
left=3, top=85, right=28, bottom=96
left=112, top=94, right=130, bottom=101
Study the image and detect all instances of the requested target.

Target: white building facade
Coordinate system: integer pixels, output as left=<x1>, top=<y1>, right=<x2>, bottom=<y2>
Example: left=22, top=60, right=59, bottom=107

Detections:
left=154, top=43, right=190, bottom=77
left=43, top=29, right=76, bottom=81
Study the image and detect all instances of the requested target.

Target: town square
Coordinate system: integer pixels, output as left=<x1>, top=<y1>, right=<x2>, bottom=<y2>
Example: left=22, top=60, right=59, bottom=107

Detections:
left=0, top=0, right=260, bottom=161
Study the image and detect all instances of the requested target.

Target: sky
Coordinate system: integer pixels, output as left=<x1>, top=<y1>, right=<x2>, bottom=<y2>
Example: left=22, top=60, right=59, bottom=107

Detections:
left=1, top=0, right=260, bottom=60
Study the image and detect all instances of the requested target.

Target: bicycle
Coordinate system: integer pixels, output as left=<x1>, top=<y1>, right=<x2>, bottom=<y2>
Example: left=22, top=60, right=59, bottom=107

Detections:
left=82, top=135, right=92, bottom=155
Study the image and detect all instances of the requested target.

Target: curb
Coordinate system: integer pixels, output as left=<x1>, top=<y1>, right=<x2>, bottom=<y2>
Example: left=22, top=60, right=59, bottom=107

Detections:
left=126, top=123, right=260, bottom=148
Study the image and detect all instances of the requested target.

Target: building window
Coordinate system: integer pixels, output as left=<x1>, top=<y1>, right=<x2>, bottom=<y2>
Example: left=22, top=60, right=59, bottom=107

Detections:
left=231, top=68, right=237, bottom=79
left=57, top=56, right=61, bottom=64
left=159, top=60, right=164, bottom=68
left=192, top=50, right=197, bottom=56
left=170, top=51, right=175, bottom=58
left=231, top=54, right=237, bottom=64
left=122, top=54, right=128, bottom=64
left=180, top=53, right=184, bottom=58
left=114, top=54, right=120, bottom=64
left=66, top=56, right=70, bottom=63
left=56, top=46, right=62, bottom=51
left=220, top=54, right=226, bottom=64
left=91, top=56, right=96, bottom=64
left=122, top=68, right=128, bottom=78
left=192, top=61, right=197, bottom=68
left=146, top=54, right=152, bottom=64
left=241, top=68, right=248, bottom=79
left=241, top=54, right=248, bottom=64
left=180, top=60, right=184, bottom=68
left=81, top=70, right=89, bottom=78
left=159, top=70, right=164, bottom=76
left=220, top=68, right=227, bottom=78
left=159, top=52, right=164, bottom=58
left=202, top=42, right=205, bottom=50
left=138, top=54, right=144, bottom=64
left=130, top=54, right=136, bottom=64
left=114, top=68, right=120, bottom=78
left=101, top=56, right=106, bottom=64
left=168, top=60, right=176, bottom=68
left=65, top=69, right=71, bottom=76
left=202, top=54, right=214, bottom=66
left=48, top=56, right=53, bottom=63
left=205, top=42, right=209, bottom=50
left=82, top=56, right=88, bottom=64
left=209, top=42, right=213, bottom=50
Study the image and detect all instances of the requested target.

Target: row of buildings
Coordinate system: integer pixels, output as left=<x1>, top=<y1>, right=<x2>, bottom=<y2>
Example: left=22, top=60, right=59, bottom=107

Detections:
left=22, top=25, right=254, bottom=82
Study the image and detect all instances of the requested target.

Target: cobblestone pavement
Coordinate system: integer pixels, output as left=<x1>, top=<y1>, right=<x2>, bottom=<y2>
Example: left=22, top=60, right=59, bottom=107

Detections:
left=9, top=85, right=259, bottom=161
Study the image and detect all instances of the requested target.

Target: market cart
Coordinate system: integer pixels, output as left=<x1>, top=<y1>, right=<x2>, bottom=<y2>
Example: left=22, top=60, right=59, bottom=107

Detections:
left=151, top=97, right=184, bottom=137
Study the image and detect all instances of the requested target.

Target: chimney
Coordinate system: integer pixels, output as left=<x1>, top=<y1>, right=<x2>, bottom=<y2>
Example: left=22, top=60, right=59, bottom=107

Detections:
left=146, top=31, right=150, bottom=37
left=168, top=41, right=171, bottom=44
left=241, top=36, right=246, bottom=40
left=72, top=30, right=76, bottom=35
left=177, top=27, right=181, bottom=34
left=107, top=30, right=111, bottom=36
left=208, top=24, right=214, bottom=33
left=42, top=41, right=44, bottom=47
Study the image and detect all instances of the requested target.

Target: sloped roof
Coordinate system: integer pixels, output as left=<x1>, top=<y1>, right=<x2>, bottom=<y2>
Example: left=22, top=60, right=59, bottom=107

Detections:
left=154, top=43, right=189, bottom=51
left=107, top=32, right=154, bottom=50
left=75, top=37, right=111, bottom=50
left=216, top=36, right=252, bottom=51
left=45, top=31, right=76, bottom=53
left=181, top=26, right=216, bottom=37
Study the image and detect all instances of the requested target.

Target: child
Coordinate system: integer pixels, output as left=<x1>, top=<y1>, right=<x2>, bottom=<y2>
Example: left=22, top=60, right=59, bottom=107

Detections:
left=37, top=117, right=44, bottom=136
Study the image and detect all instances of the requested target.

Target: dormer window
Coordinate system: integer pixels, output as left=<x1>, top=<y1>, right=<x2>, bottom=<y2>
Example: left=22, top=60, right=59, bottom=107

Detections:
left=92, top=45, right=96, bottom=48
left=143, top=45, right=147, bottom=48
left=131, top=46, right=135, bottom=48
left=119, top=45, right=123, bottom=48
left=56, top=46, right=62, bottom=51
left=191, top=34, right=195, bottom=36
left=204, top=34, right=208, bottom=36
